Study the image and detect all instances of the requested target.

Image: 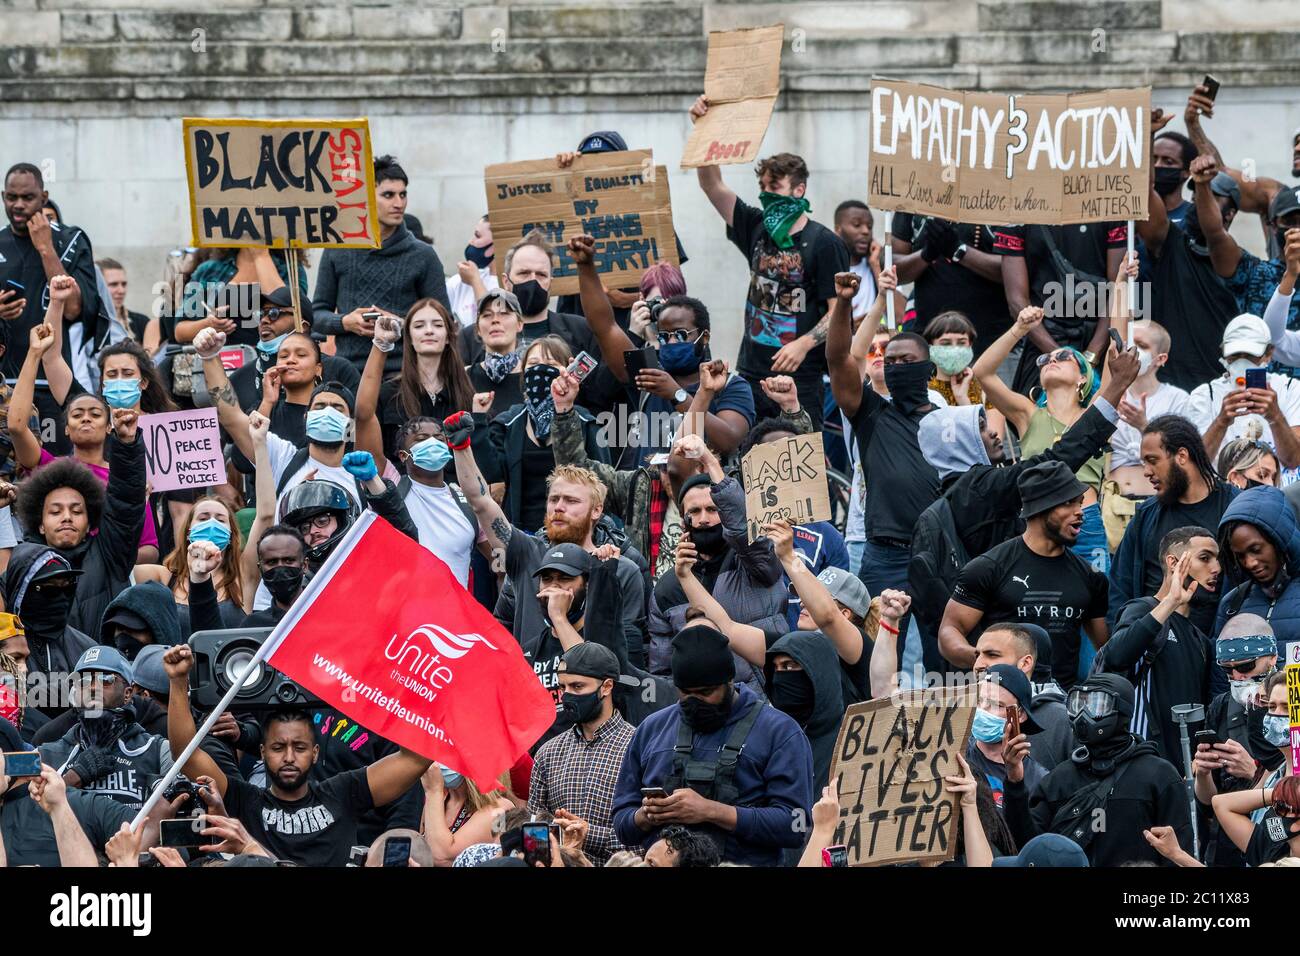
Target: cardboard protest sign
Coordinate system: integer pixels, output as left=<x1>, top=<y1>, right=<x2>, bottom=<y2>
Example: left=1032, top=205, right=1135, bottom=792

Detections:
left=183, top=118, right=380, bottom=249
left=140, top=408, right=224, bottom=493
left=681, top=24, right=784, bottom=168
left=868, top=80, right=1151, bottom=225
left=827, top=687, right=977, bottom=866
left=740, top=430, right=831, bottom=541
left=484, top=151, right=678, bottom=296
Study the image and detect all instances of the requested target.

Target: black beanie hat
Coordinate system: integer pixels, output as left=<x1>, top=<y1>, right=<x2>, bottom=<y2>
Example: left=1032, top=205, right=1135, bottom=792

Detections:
left=670, top=624, right=735, bottom=690
left=677, top=473, right=713, bottom=510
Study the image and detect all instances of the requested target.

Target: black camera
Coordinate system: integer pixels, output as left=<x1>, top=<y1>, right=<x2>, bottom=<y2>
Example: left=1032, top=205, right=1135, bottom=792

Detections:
left=163, top=777, right=208, bottom=818
left=645, top=296, right=667, bottom=323
left=188, top=628, right=320, bottom=711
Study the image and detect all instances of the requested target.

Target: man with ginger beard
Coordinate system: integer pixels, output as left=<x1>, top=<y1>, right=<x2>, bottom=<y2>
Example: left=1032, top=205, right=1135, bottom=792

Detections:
left=446, top=410, right=647, bottom=667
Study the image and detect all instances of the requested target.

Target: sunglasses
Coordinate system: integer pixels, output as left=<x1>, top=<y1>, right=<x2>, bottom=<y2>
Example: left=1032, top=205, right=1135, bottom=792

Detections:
left=867, top=342, right=888, bottom=358
left=1219, top=660, right=1260, bottom=676
left=1035, top=348, right=1078, bottom=368
left=254, top=308, right=295, bottom=322
left=78, top=673, right=120, bottom=686
left=657, top=328, right=702, bottom=346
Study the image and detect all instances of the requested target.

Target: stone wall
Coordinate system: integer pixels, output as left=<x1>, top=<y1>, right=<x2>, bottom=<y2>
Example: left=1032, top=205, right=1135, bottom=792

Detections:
left=3, top=0, right=1299, bottom=362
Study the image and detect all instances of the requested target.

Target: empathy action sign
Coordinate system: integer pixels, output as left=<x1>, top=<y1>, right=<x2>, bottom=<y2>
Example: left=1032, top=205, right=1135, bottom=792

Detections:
left=140, top=408, right=224, bottom=493
left=485, top=150, right=678, bottom=296
left=182, top=118, right=380, bottom=249
left=868, top=79, right=1151, bottom=225
left=1288, top=642, right=1299, bottom=776
left=681, top=24, right=784, bottom=168
left=827, top=688, right=976, bottom=867
left=740, top=431, right=831, bottom=542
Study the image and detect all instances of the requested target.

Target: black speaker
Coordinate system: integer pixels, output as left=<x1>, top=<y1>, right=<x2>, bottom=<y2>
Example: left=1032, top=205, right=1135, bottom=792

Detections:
left=188, top=628, right=321, bottom=711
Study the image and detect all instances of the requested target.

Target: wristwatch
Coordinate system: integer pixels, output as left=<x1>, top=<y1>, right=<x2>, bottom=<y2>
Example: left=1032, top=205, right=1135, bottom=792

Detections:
left=952, top=243, right=970, bottom=263
left=673, top=388, right=690, bottom=408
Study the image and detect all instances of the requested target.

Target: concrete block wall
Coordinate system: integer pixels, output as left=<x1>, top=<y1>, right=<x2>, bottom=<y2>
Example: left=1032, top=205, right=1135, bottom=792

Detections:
left=2, top=0, right=1299, bottom=363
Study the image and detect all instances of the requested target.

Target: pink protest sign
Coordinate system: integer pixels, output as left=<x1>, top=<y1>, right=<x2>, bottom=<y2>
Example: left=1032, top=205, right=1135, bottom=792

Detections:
left=140, top=408, right=224, bottom=493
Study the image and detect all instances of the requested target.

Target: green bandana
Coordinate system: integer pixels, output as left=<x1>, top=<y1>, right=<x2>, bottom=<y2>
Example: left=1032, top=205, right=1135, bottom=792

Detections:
left=758, top=191, right=811, bottom=249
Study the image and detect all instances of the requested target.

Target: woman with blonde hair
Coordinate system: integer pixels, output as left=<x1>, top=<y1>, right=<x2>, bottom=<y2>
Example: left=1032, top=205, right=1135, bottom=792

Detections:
left=421, top=764, right=514, bottom=867
left=1217, top=437, right=1281, bottom=490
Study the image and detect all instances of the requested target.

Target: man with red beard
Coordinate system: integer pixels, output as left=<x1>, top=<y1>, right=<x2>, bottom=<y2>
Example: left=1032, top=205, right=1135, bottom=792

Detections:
left=445, top=410, right=648, bottom=680
left=1108, top=415, right=1238, bottom=636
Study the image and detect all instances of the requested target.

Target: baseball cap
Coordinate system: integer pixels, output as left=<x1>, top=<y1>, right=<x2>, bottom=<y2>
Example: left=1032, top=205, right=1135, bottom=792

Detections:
left=533, top=543, right=593, bottom=578
left=1221, top=313, right=1271, bottom=358
left=1200, top=172, right=1241, bottom=208
left=981, top=664, right=1044, bottom=735
left=992, top=833, right=1090, bottom=867
left=478, top=287, right=521, bottom=316
left=103, top=607, right=149, bottom=634
left=815, top=567, right=871, bottom=619
left=1269, top=184, right=1300, bottom=220
left=73, top=645, right=134, bottom=684
left=577, top=130, right=628, bottom=154
left=31, top=554, right=82, bottom=584
left=558, top=642, right=638, bottom=688
left=131, top=645, right=170, bottom=695
left=263, top=284, right=313, bottom=327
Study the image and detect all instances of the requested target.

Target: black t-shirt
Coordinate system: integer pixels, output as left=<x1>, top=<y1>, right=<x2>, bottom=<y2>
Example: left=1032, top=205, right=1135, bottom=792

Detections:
left=519, top=435, right=556, bottom=532
left=1144, top=484, right=1235, bottom=635
left=839, top=638, right=873, bottom=705
left=0, top=221, right=100, bottom=377
left=467, top=362, right=524, bottom=419
left=993, top=222, right=1127, bottom=307
left=0, top=783, right=132, bottom=867
left=952, top=536, right=1109, bottom=688
left=1149, top=222, right=1241, bottom=392
left=727, top=197, right=846, bottom=382
left=845, top=386, right=940, bottom=542
left=893, top=216, right=1010, bottom=353
left=1245, top=810, right=1296, bottom=867
left=379, top=378, right=460, bottom=463
left=222, top=768, right=375, bottom=867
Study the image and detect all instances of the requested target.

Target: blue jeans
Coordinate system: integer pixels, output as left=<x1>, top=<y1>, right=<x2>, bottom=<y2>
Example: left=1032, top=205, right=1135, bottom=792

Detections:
left=846, top=539, right=865, bottom=578
left=859, top=539, right=923, bottom=686
left=1072, top=502, right=1109, bottom=681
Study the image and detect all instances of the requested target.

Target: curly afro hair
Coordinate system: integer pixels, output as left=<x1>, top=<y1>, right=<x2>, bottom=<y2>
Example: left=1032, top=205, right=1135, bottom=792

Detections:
left=16, top=458, right=105, bottom=541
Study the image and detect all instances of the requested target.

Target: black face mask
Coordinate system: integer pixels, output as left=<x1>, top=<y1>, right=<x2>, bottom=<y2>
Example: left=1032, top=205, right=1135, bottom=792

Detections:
left=21, top=592, right=73, bottom=634
left=883, top=360, right=934, bottom=414
left=560, top=688, right=604, bottom=725
left=511, top=279, right=549, bottom=316
left=680, top=685, right=733, bottom=733
left=1153, top=167, right=1187, bottom=197
left=1071, top=711, right=1123, bottom=747
left=263, top=565, right=305, bottom=605
left=77, top=706, right=131, bottom=749
left=769, top=670, right=816, bottom=727
left=464, top=244, right=493, bottom=269
left=542, top=589, right=586, bottom=630
left=114, top=633, right=148, bottom=662
left=685, top=520, right=726, bottom=556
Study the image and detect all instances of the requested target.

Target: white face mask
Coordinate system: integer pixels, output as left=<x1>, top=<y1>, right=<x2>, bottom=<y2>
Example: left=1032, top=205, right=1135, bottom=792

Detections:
left=1222, top=357, right=1259, bottom=379
left=1137, top=349, right=1154, bottom=375
left=1229, top=678, right=1262, bottom=707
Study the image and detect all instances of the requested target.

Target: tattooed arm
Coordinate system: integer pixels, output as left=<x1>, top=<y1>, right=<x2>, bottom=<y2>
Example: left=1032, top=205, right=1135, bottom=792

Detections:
left=198, top=345, right=255, bottom=462
left=450, top=441, right=514, bottom=554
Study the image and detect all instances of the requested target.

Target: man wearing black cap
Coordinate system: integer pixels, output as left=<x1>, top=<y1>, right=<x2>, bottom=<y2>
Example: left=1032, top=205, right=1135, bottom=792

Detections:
left=965, top=664, right=1047, bottom=816
left=940, top=461, right=1109, bottom=689
left=611, top=622, right=813, bottom=867
left=529, top=642, right=637, bottom=864
left=529, top=542, right=597, bottom=715
left=1013, top=673, right=1192, bottom=867
left=974, top=623, right=1073, bottom=771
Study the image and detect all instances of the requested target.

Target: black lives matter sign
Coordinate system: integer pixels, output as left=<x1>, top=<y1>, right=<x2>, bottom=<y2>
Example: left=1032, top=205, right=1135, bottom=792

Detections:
left=828, top=689, right=976, bottom=866
left=485, top=150, right=678, bottom=296
left=183, top=118, right=380, bottom=249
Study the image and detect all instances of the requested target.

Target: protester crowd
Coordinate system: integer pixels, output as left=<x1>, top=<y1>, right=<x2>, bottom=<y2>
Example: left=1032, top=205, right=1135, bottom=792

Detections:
left=1, top=83, right=1299, bottom=870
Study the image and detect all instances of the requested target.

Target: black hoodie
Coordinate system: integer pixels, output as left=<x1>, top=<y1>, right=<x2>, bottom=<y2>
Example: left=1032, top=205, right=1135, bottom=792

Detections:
left=764, top=631, right=845, bottom=792
left=98, top=580, right=182, bottom=653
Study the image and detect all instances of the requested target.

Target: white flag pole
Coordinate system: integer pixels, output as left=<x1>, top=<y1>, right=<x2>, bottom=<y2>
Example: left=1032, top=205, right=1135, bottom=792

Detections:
left=1126, top=221, right=1136, bottom=346
left=883, top=211, right=895, bottom=331
left=130, top=512, right=377, bottom=830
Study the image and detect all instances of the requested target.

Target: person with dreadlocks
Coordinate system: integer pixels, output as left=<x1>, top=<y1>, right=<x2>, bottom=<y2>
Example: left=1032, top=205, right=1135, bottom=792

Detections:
left=1109, top=415, right=1238, bottom=636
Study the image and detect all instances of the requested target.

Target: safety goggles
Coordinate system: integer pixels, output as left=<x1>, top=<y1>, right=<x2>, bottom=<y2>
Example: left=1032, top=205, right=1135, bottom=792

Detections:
left=1066, top=688, right=1116, bottom=719
left=1035, top=348, right=1078, bottom=368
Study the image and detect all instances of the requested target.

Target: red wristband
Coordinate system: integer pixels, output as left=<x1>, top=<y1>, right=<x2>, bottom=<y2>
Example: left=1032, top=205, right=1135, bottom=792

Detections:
left=879, top=620, right=899, bottom=636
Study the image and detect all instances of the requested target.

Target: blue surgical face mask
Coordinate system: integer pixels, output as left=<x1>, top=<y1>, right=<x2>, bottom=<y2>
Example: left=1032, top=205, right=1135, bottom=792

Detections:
left=305, top=407, right=351, bottom=444
left=1262, top=713, right=1290, bottom=748
left=409, top=436, right=452, bottom=473
left=188, top=517, right=231, bottom=551
left=970, top=707, right=1007, bottom=744
left=257, top=332, right=289, bottom=356
left=437, top=764, right=464, bottom=790
left=102, top=379, right=142, bottom=409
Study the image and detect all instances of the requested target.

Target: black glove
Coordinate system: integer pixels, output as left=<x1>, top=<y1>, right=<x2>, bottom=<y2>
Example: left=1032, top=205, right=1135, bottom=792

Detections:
left=443, top=411, right=475, bottom=450
left=920, top=218, right=959, bottom=262
left=69, top=746, right=117, bottom=787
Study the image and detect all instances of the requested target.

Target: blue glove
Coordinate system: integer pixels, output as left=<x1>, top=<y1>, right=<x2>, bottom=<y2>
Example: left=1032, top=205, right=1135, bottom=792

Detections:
left=342, top=451, right=378, bottom=482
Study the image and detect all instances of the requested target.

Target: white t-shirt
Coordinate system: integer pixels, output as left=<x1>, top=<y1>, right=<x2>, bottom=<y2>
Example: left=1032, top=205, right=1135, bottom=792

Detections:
left=850, top=258, right=878, bottom=320
left=267, top=432, right=359, bottom=518
left=402, top=481, right=481, bottom=587
left=1109, top=382, right=1191, bottom=469
left=1185, top=373, right=1300, bottom=453
left=446, top=267, right=500, bottom=331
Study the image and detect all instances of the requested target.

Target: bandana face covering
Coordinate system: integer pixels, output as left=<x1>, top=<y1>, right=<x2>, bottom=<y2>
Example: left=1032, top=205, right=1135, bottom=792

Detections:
left=482, top=350, right=521, bottom=384
left=523, top=364, right=561, bottom=439
left=758, top=191, right=811, bottom=250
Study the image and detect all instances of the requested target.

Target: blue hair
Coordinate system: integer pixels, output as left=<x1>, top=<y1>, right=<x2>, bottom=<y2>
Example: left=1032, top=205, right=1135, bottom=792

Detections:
left=1035, top=347, right=1099, bottom=407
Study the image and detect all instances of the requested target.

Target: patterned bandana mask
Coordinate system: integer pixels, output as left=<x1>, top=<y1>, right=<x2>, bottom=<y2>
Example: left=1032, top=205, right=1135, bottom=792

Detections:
left=523, top=364, right=561, bottom=439
left=758, top=191, right=811, bottom=249
left=483, top=349, right=521, bottom=384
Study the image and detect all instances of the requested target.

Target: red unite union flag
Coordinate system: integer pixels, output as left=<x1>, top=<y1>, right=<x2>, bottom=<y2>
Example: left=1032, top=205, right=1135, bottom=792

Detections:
left=265, top=512, right=553, bottom=786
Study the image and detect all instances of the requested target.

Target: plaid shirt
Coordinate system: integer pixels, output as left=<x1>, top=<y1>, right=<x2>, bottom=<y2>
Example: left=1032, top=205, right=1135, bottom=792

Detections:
left=528, top=711, right=635, bottom=864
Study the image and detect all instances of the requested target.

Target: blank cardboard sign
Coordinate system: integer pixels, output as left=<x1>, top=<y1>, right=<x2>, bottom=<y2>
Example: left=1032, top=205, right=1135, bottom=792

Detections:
left=681, top=25, right=784, bottom=169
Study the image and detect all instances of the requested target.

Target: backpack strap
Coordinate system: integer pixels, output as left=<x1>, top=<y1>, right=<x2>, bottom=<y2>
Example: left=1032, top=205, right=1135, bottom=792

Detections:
left=275, top=447, right=313, bottom=498
left=712, top=699, right=766, bottom=807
